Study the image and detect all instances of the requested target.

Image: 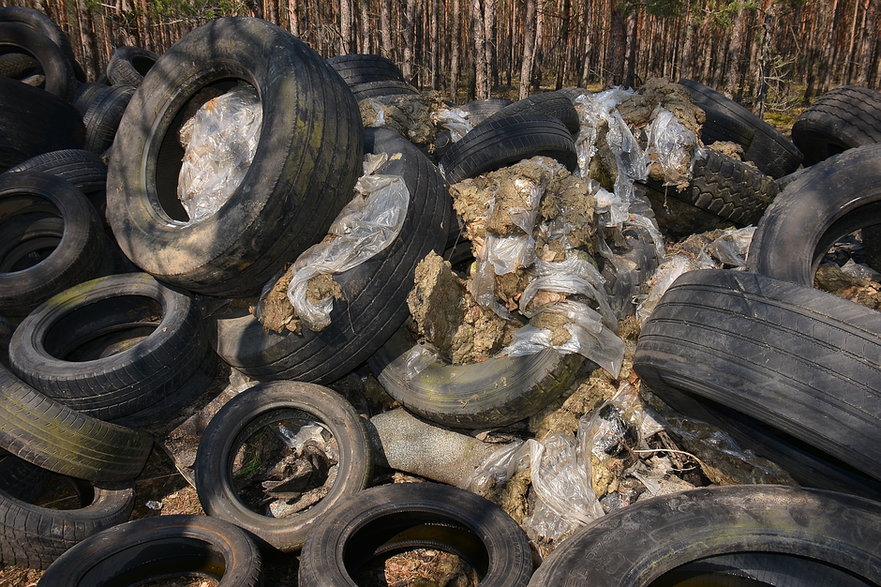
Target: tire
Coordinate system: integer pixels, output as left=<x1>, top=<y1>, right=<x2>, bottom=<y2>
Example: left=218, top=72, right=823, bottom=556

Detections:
left=0, top=51, right=39, bottom=78
left=0, top=6, right=83, bottom=83
left=528, top=485, right=881, bottom=585
left=633, top=269, right=881, bottom=483
left=368, top=328, right=584, bottom=429
left=350, top=79, right=420, bottom=101
left=107, top=17, right=363, bottom=297
left=326, top=54, right=404, bottom=86
left=195, top=381, right=373, bottom=552
left=0, top=363, right=152, bottom=482
left=0, top=172, right=108, bottom=317
left=105, top=45, right=158, bottom=88
left=72, top=81, right=110, bottom=116
left=459, top=98, right=512, bottom=124
left=480, top=92, right=580, bottom=134
left=679, top=78, right=802, bottom=178
left=9, top=272, right=209, bottom=424
left=601, top=221, right=661, bottom=320
left=6, top=149, right=108, bottom=207
left=0, top=459, right=134, bottom=569
left=299, top=482, right=533, bottom=587
left=0, top=21, right=75, bottom=101
left=792, top=85, right=881, bottom=166
left=439, top=114, right=578, bottom=185
left=214, top=128, right=451, bottom=383
left=748, top=143, right=881, bottom=285
left=37, top=514, right=262, bottom=586
left=640, top=147, right=779, bottom=231
left=82, top=84, right=134, bottom=154
left=0, top=77, right=85, bottom=171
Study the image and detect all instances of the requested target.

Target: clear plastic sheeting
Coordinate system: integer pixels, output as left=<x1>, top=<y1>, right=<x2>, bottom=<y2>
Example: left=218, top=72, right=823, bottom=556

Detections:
left=503, top=300, right=625, bottom=376
left=645, top=106, right=697, bottom=187
left=433, top=106, right=473, bottom=142
left=385, top=341, right=441, bottom=381
left=177, top=85, right=262, bottom=223
left=285, top=152, right=410, bottom=331
left=363, top=99, right=386, bottom=127
left=519, top=255, right=614, bottom=327
left=636, top=226, right=756, bottom=324
left=573, top=88, right=633, bottom=180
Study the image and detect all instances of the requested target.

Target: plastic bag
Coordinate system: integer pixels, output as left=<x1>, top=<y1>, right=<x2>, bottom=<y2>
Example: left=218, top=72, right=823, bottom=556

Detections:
left=706, top=226, right=755, bottom=268
left=645, top=106, right=697, bottom=186
left=519, top=255, right=615, bottom=328
left=285, top=152, right=410, bottom=331
left=433, top=106, right=472, bottom=142
left=503, top=300, right=625, bottom=377
left=177, top=85, right=263, bottom=223
left=573, top=87, right=633, bottom=180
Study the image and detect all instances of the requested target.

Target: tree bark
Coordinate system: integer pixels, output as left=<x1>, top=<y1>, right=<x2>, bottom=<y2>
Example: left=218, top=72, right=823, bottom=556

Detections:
left=519, top=0, right=536, bottom=98
left=380, top=0, right=393, bottom=59
left=723, top=5, right=747, bottom=98
left=450, top=0, right=461, bottom=101
left=608, top=0, right=627, bottom=85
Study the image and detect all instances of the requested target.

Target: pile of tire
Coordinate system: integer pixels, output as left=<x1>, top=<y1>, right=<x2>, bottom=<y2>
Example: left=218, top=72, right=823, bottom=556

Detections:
left=3, top=6, right=881, bottom=585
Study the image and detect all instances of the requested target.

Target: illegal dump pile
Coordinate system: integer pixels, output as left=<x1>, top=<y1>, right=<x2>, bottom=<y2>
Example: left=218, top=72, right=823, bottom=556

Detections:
left=2, top=7, right=881, bottom=585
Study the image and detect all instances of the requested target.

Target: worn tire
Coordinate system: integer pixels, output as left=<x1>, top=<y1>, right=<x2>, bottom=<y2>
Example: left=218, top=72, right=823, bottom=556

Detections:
left=0, top=21, right=75, bottom=100
left=0, top=458, right=134, bottom=569
left=82, top=84, right=134, bottom=154
left=350, top=79, right=420, bottom=101
left=748, top=143, right=881, bottom=285
left=6, top=149, right=108, bottom=214
left=529, top=485, right=881, bottom=585
left=792, top=85, right=881, bottom=166
left=679, top=78, right=802, bottom=178
left=0, top=172, right=108, bottom=317
left=105, top=45, right=158, bottom=88
left=299, top=482, right=532, bottom=587
left=0, top=51, right=39, bottom=79
left=634, top=269, right=881, bottom=483
left=481, top=92, right=580, bottom=134
left=0, top=77, right=85, bottom=170
left=215, top=128, right=451, bottom=383
left=440, top=114, right=578, bottom=184
left=459, top=98, right=512, bottom=124
left=0, top=363, right=152, bottom=482
left=107, top=17, right=363, bottom=297
left=327, top=54, right=404, bottom=86
left=195, top=381, right=373, bottom=552
left=37, top=514, right=262, bottom=586
left=9, top=273, right=209, bottom=423
left=0, top=6, right=82, bottom=82
left=368, top=328, right=584, bottom=429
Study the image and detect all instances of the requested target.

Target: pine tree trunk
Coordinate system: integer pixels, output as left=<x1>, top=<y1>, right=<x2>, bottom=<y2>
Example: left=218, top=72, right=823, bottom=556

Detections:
left=519, top=0, right=536, bottom=99
left=608, top=0, right=627, bottom=85
left=723, top=5, right=747, bottom=97
left=450, top=0, right=461, bottom=101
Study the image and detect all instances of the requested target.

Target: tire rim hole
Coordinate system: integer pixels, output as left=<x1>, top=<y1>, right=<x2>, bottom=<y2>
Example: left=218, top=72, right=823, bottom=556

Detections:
left=43, top=295, right=162, bottom=361
left=230, top=409, right=339, bottom=518
left=344, top=514, right=489, bottom=584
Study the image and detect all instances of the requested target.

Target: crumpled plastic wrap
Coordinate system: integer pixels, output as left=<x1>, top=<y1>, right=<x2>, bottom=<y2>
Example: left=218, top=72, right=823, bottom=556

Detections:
left=573, top=88, right=633, bottom=180
left=285, top=152, right=410, bottom=331
left=432, top=106, right=473, bottom=142
left=645, top=106, right=697, bottom=186
left=384, top=341, right=441, bottom=381
left=636, top=226, right=755, bottom=324
left=177, top=85, right=262, bottom=223
left=363, top=99, right=386, bottom=127
left=503, top=300, right=625, bottom=376
left=519, top=255, right=615, bottom=327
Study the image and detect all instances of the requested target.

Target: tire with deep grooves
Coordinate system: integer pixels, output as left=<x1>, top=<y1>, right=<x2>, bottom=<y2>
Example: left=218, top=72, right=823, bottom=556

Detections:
left=640, top=147, right=778, bottom=229
left=6, top=149, right=107, bottom=196
left=440, top=114, right=578, bottom=184
left=0, top=363, right=152, bottom=482
left=679, top=78, right=802, bottom=178
left=195, top=381, right=373, bottom=552
left=633, top=269, right=881, bottom=483
left=299, top=482, right=532, bottom=587
left=0, top=52, right=38, bottom=78
left=105, top=45, right=158, bottom=88
left=37, top=514, right=262, bottom=586
left=528, top=485, right=881, bottom=585
left=748, top=143, right=881, bottom=285
left=107, top=17, right=363, bottom=297
left=792, top=85, right=881, bottom=166
left=368, top=328, right=584, bottom=429
left=214, top=128, right=450, bottom=383
left=350, top=79, right=420, bottom=101
left=0, top=172, right=108, bottom=317
left=9, top=273, right=209, bottom=423
left=0, top=458, right=135, bottom=569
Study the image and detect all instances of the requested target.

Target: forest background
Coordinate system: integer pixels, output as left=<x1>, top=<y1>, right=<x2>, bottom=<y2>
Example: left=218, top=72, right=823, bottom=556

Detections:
left=3, top=0, right=880, bottom=122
